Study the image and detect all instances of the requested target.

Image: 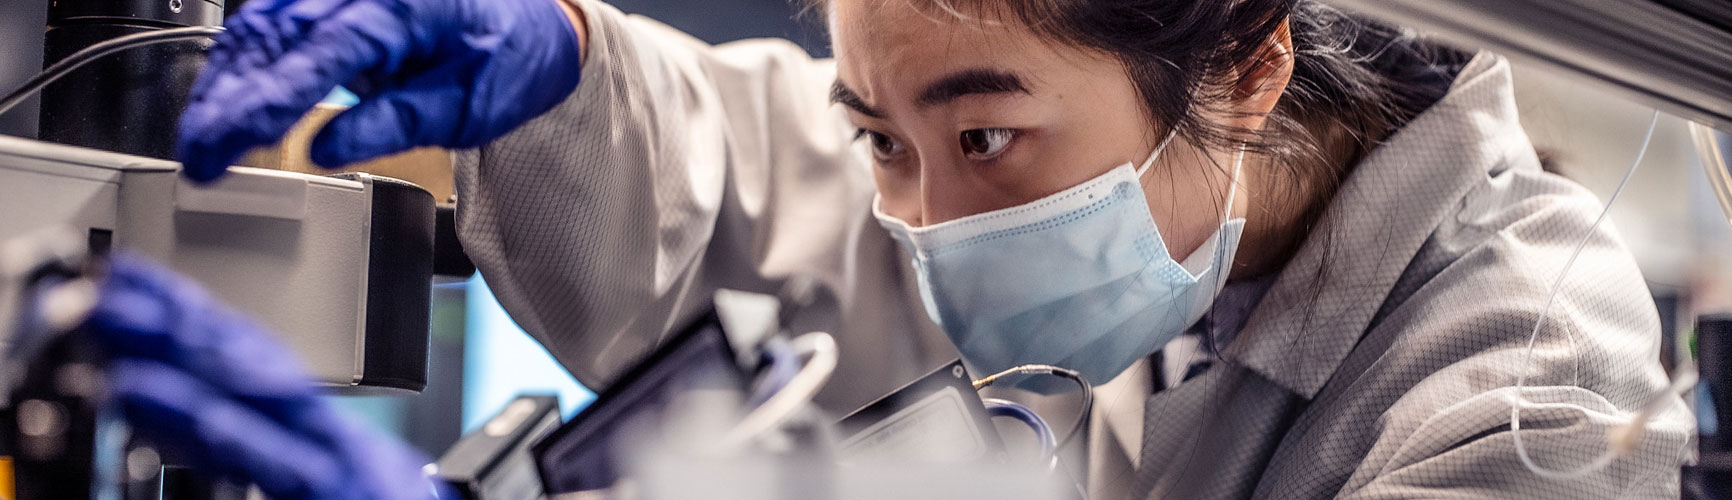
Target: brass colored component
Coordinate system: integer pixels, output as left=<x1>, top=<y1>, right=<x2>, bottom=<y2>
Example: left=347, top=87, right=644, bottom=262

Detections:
left=240, top=103, right=456, bottom=202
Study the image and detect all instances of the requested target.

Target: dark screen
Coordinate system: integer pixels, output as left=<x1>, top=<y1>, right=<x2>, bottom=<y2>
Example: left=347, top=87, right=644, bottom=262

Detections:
left=531, top=315, right=744, bottom=494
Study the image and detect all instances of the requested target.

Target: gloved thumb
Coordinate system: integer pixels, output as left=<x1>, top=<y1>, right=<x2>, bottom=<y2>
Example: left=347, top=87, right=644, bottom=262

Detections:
left=308, top=84, right=459, bottom=168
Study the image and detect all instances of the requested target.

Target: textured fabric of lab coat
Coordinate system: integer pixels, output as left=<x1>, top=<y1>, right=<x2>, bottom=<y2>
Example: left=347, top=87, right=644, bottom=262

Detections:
left=453, top=1, right=1694, bottom=497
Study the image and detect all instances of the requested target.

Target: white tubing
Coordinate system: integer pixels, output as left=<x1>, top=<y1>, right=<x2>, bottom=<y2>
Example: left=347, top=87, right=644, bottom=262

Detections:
left=720, top=332, right=838, bottom=449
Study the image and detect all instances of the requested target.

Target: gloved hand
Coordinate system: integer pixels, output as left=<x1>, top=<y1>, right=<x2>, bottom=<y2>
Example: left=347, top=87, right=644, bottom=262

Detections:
left=176, top=0, right=585, bottom=182
left=82, top=253, right=447, bottom=500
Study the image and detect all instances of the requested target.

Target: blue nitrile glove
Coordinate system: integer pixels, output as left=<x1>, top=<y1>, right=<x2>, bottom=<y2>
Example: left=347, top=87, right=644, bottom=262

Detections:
left=176, top=0, right=585, bottom=182
left=81, top=253, right=449, bottom=500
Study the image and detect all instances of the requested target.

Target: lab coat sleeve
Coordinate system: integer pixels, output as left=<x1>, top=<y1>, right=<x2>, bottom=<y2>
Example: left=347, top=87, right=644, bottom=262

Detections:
left=1333, top=179, right=1694, bottom=499
left=451, top=0, right=954, bottom=410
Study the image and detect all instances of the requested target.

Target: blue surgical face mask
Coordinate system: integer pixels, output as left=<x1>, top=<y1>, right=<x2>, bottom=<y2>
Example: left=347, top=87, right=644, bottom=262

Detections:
left=873, top=134, right=1246, bottom=391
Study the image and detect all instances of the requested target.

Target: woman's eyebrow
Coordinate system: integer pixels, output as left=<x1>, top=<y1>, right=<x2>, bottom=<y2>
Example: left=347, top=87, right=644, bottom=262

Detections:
left=829, top=68, right=1031, bottom=118
left=829, top=82, right=885, bottom=119
left=916, top=68, right=1031, bottom=108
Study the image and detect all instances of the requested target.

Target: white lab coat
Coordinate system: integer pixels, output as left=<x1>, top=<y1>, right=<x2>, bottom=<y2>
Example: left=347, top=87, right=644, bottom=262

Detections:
left=452, top=1, right=1695, bottom=497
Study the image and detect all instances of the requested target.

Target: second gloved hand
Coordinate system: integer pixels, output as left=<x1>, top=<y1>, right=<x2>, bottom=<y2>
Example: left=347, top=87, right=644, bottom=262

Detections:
left=177, top=0, right=585, bottom=181
left=82, top=253, right=446, bottom=500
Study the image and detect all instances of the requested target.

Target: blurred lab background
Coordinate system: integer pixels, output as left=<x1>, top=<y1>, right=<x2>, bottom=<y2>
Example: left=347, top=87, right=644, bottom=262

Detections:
left=4, top=0, right=1732, bottom=462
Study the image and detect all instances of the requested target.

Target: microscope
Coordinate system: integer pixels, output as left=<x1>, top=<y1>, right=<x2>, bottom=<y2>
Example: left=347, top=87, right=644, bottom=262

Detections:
left=0, top=0, right=463, bottom=497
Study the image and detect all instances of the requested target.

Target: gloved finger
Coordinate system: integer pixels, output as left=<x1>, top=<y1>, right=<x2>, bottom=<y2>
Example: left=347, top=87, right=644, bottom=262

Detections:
left=82, top=253, right=341, bottom=438
left=203, top=0, right=368, bottom=85
left=109, top=359, right=344, bottom=500
left=308, top=78, right=460, bottom=167
left=86, top=255, right=374, bottom=451
left=177, top=0, right=410, bottom=181
left=177, top=7, right=304, bottom=181
left=220, top=0, right=366, bottom=75
left=85, top=254, right=316, bottom=390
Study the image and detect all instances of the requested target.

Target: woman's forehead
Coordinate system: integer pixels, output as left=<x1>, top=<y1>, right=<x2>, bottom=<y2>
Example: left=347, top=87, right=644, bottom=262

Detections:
left=828, top=0, right=1107, bottom=107
left=828, top=0, right=1015, bottom=54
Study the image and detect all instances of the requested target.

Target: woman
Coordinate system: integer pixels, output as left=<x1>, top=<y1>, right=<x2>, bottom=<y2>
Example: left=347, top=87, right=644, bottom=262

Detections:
left=90, top=0, right=1692, bottom=498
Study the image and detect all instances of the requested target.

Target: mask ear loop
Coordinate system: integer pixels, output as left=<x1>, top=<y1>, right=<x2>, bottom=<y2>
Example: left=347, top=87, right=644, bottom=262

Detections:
left=1193, top=143, right=1250, bottom=358
left=1130, top=131, right=1244, bottom=224
left=1143, top=140, right=1248, bottom=362
left=1134, top=129, right=1182, bottom=177
left=1223, top=144, right=1245, bottom=225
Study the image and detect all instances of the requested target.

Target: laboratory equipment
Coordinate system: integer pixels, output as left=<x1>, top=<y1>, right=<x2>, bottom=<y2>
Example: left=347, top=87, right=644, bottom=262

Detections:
left=530, top=308, right=752, bottom=494
left=1696, top=125, right=1732, bottom=231
left=435, top=395, right=563, bottom=500
left=834, top=360, right=1004, bottom=463
left=0, top=232, right=118, bottom=500
left=0, top=135, right=437, bottom=393
left=7, top=331, right=113, bottom=500
left=527, top=290, right=1069, bottom=500
left=970, top=365, right=1092, bottom=457
left=1, top=234, right=450, bottom=500
left=1694, top=316, right=1732, bottom=498
left=1323, top=0, right=1732, bottom=130
left=38, top=0, right=222, bottom=160
left=0, top=3, right=483, bottom=494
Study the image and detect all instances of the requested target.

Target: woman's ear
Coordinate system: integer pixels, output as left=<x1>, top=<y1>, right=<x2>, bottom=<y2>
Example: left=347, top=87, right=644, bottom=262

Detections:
left=1231, top=18, right=1295, bottom=132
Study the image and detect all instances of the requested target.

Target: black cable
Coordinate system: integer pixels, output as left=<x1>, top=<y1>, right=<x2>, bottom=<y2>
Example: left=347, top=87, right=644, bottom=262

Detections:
left=0, top=26, right=225, bottom=117
left=1049, top=367, right=1091, bottom=453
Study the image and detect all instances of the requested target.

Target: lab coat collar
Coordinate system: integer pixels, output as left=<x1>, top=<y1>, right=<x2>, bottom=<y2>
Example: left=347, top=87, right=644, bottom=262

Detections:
left=1221, top=52, right=1528, bottom=399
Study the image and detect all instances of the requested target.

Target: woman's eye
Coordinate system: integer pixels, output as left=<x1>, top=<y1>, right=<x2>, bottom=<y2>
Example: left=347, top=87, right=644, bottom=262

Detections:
left=960, top=128, right=1016, bottom=160
left=858, top=129, right=904, bottom=161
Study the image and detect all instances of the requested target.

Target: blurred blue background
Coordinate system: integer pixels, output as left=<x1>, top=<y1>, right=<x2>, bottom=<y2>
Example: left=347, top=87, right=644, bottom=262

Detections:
left=457, top=274, right=592, bottom=431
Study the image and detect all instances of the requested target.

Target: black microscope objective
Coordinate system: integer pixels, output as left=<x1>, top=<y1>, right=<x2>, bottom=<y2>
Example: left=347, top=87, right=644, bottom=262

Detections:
left=39, top=0, right=224, bottom=160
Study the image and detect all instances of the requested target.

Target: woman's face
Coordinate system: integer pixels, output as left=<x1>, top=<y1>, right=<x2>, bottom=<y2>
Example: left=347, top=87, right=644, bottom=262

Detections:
left=829, top=0, right=1249, bottom=261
